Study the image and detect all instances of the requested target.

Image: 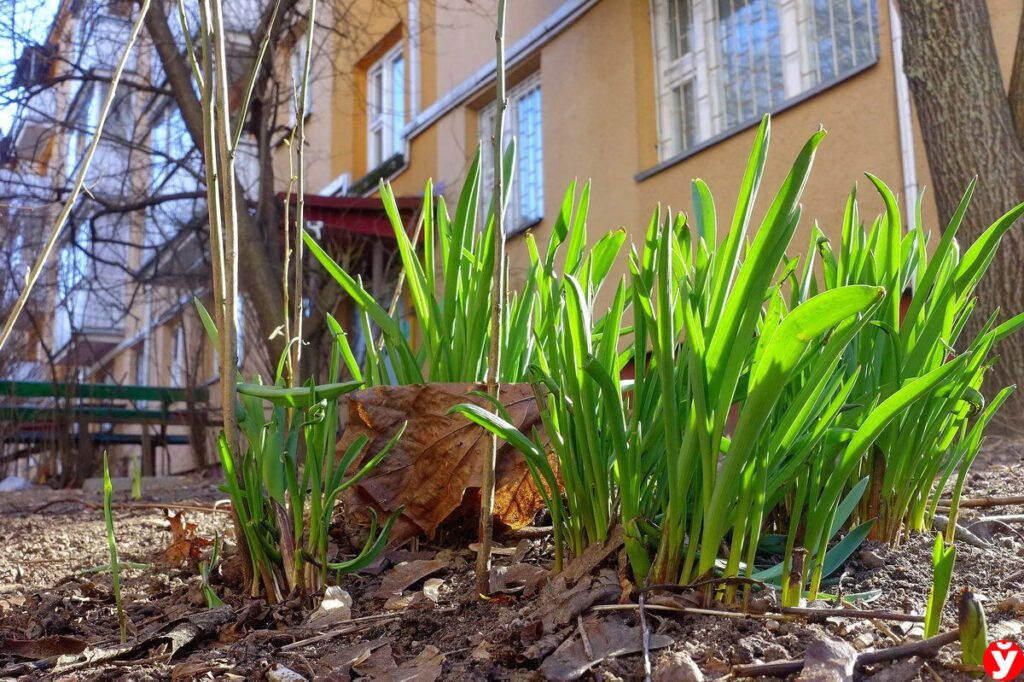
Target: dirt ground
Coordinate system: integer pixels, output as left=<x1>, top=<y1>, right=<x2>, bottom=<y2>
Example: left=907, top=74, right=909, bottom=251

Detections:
left=0, top=442, right=1022, bottom=681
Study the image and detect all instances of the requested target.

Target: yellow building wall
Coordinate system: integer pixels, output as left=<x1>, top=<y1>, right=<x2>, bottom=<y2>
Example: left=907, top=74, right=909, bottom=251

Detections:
left=326, top=0, right=1020, bottom=298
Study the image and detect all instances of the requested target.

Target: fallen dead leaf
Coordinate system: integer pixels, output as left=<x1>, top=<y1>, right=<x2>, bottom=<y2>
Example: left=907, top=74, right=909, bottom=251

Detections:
left=383, top=592, right=426, bottom=610
left=170, top=660, right=232, bottom=681
left=470, top=640, right=492, bottom=661
left=489, top=563, right=549, bottom=596
left=537, top=569, right=622, bottom=639
left=307, top=585, right=352, bottom=627
left=265, top=662, right=308, bottom=682
left=0, top=635, right=88, bottom=659
left=159, top=510, right=213, bottom=566
left=317, top=637, right=393, bottom=680
left=374, top=559, right=446, bottom=599
left=372, top=645, right=445, bottom=682
left=337, top=383, right=549, bottom=545
left=352, top=643, right=398, bottom=678
left=559, top=526, right=625, bottom=587
left=422, top=578, right=444, bottom=603
left=539, top=615, right=672, bottom=681
left=468, top=542, right=517, bottom=556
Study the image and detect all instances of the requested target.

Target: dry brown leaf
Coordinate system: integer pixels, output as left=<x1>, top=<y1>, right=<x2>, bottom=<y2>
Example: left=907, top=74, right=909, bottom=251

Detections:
left=538, top=616, right=672, bottom=681
left=317, top=637, right=392, bottom=680
left=352, top=643, right=398, bottom=678
left=535, top=569, right=622, bottom=638
left=337, top=383, right=547, bottom=543
left=170, top=660, right=231, bottom=681
left=560, top=526, right=625, bottom=587
left=265, top=663, right=309, bottom=682
left=383, top=592, right=426, bottom=611
left=306, top=586, right=352, bottom=627
left=159, top=510, right=213, bottom=566
left=372, top=645, right=445, bottom=682
left=0, top=635, right=88, bottom=659
left=374, top=559, right=446, bottom=599
left=489, top=563, right=549, bottom=596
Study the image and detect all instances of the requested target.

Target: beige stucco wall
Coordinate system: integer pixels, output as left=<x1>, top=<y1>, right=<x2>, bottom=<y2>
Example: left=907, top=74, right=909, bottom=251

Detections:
left=361, top=0, right=946, bottom=295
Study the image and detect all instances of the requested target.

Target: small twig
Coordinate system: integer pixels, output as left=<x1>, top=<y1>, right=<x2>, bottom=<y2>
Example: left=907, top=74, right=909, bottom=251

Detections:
left=922, top=662, right=944, bottom=682
left=591, top=603, right=788, bottom=621
left=110, top=652, right=173, bottom=667
left=731, top=629, right=960, bottom=677
left=938, top=495, right=1024, bottom=509
left=968, top=517, right=1024, bottom=542
left=780, top=606, right=925, bottom=623
left=28, top=499, right=232, bottom=515
left=639, top=576, right=769, bottom=594
left=841, top=598, right=902, bottom=645
left=638, top=592, right=652, bottom=682
left=973, top=514, right=1024, bottom=525
left=279, top=615, right=399, bottom=651
left=941, top=662, right=985, bottom=674
left=578, top=615, right=594, bottom=661
left=501, top=526, right=554, bottom=540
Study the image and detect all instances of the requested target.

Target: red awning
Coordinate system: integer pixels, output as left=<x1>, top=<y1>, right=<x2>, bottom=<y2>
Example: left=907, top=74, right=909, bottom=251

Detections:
left=278, top=193, right=421, bottom=240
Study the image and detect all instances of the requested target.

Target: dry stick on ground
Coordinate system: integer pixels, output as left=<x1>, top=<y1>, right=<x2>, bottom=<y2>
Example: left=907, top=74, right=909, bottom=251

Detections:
left=279, top=615, right=400, bottom=651
left=593, top=603, right=925, bottom=623
left=938, top=494, right=1024, bottom=508
left=731, top=629, right=961, bottom=678
left=638, top=592, right=653, bottom=682
left=27, top=499, right=233, bottom=515
left=779, top=606, right=926, bottom=623
left=475, top=0, right=508, bottom=599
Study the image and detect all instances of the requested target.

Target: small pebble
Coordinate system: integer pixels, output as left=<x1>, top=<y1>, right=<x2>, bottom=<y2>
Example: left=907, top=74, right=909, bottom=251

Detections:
left=852, top=632, right=875, bottom=650
left=858, top=549, right=885, bottom=568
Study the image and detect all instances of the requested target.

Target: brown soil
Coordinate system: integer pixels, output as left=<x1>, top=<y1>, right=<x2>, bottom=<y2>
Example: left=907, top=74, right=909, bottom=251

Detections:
left=0, top=442, right=1022, bottom=682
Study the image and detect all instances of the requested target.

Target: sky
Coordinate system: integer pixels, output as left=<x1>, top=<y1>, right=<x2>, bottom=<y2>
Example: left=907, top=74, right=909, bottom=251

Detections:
left=0, top=0, right=61, bottom=136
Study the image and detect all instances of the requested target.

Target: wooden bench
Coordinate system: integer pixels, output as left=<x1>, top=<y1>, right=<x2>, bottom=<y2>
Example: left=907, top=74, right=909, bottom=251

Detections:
left=0, top=381, right=213, bottom=480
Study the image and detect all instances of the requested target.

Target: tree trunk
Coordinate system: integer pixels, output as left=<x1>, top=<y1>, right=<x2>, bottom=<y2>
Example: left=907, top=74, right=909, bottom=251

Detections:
left=145, top=0, right=286, bottom=369
left=899, top=0, right=1024, bottom=431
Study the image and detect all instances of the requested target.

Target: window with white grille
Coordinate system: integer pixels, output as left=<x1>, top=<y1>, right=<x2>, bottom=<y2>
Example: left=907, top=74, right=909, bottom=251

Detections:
left=479, top=73, right=543, bottom=234
left=652, top=0, right=878, bottom=161
left=367, top=44, right=405, bottom=169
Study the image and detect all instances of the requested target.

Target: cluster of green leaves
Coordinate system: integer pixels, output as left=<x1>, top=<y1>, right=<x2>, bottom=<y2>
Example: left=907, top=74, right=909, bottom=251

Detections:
left=197, top=302, right=402, bottom=603
left=799, top=179, right=1024, bottom=544
left=304, top=149, right=536, bottom=385
left=308, top=115, right=1022, bottom=606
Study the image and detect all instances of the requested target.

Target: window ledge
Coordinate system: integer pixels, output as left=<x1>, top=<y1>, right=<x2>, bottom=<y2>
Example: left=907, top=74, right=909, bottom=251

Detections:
left=634, top=58, right=879, bottom=184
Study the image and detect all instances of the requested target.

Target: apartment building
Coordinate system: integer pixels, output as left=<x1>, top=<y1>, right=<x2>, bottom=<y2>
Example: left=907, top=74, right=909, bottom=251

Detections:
left=1, top=0, right=1020, bottom=478
left=311, top=0, right=1019, bottom=291
left=0, top=0, right=265, bottom=478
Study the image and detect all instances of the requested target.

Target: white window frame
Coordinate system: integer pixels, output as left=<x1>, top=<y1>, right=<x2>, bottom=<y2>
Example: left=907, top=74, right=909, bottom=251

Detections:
left=479, top=72, right=544, bottom=233
left=170, top=321, right=185, bottom=387
left=651, top=0, right=877, bottom=162
left=366, top=43, right=405, bottom=170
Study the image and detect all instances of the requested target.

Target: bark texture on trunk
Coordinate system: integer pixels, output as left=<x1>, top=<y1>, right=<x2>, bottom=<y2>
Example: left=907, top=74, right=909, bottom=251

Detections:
left=145, top=0, right=286, bottom=369
left=899, top=0, right=1024, bottom=430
